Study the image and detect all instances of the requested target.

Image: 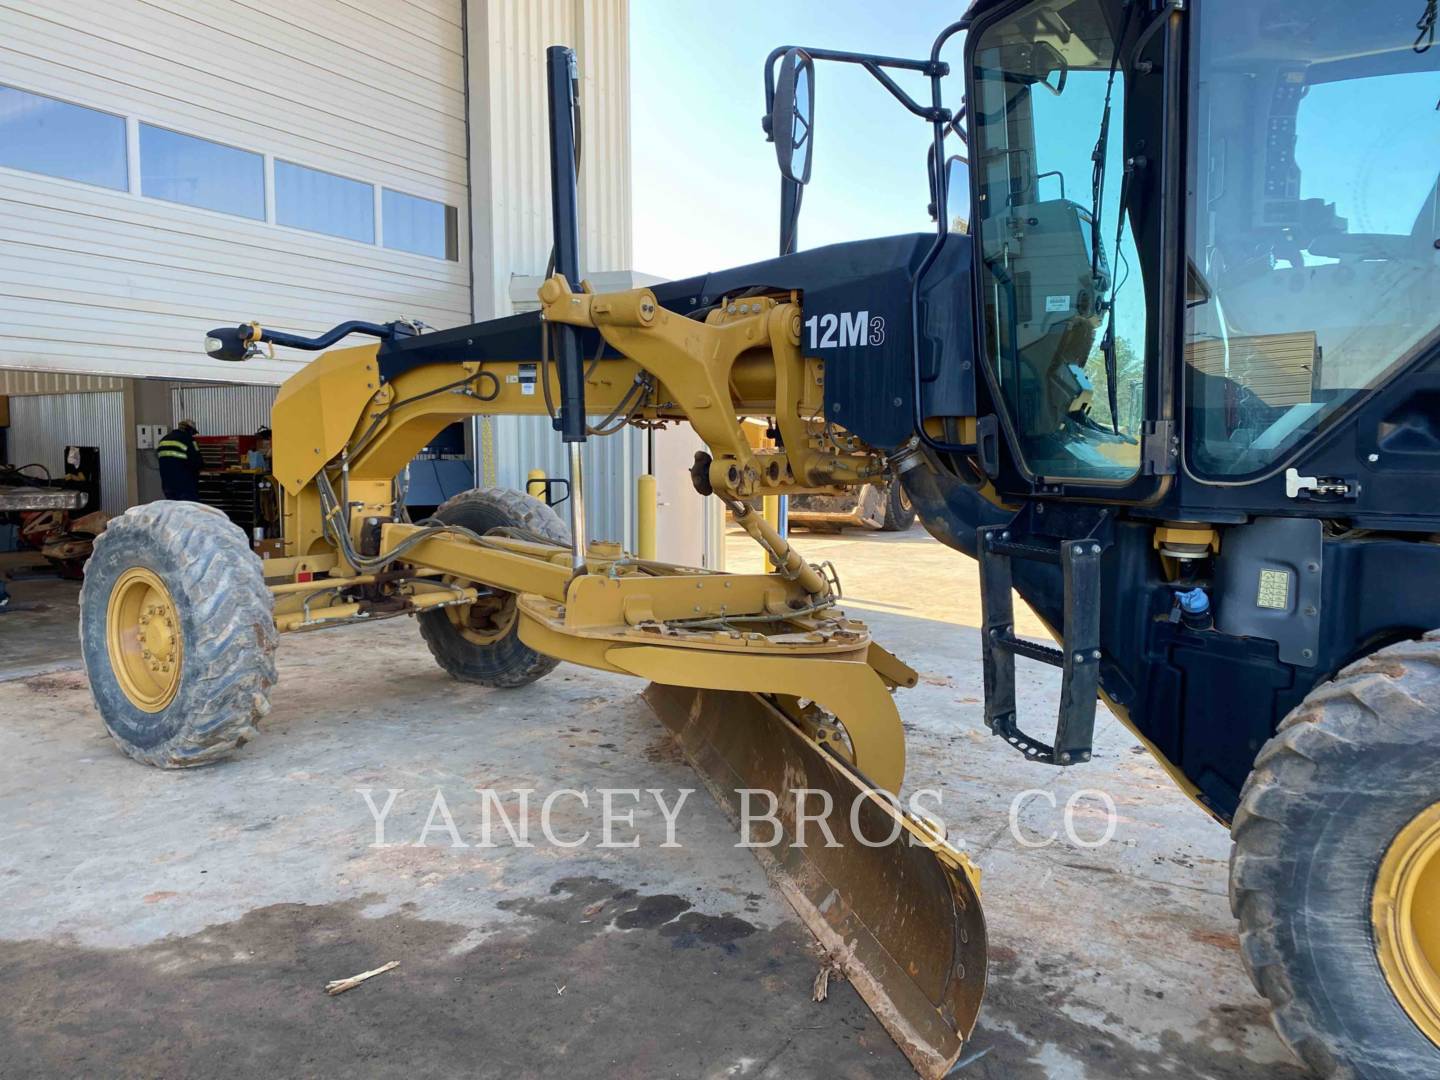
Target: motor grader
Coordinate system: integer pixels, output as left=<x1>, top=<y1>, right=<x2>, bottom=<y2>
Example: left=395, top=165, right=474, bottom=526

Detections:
left=739, top=416, right=918, bottom=530
left=81, top=2, right=1439, bottom=1077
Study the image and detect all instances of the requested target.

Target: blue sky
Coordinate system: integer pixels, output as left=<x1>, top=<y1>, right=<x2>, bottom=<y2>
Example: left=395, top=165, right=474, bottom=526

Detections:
left=627, top=0, right=1440, bottom=371
left=627, top=2, right=1149, bottom=355
left=629, top=0, right=968, bottom=279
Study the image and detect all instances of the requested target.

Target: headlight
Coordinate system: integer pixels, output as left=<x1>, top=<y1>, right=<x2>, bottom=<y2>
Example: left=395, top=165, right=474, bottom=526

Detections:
left=203, top=326, right=250, bottom=362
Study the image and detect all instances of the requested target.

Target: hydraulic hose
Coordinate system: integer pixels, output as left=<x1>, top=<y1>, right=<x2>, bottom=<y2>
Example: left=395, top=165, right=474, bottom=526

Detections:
left=725, top=496, right=832, bottom=601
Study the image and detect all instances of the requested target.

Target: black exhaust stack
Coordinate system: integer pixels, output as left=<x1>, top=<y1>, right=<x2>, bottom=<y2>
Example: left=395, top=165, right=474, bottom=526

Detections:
left=545, top=44, right=586, bottom=444
left=545, top=45, right=590, bottom=573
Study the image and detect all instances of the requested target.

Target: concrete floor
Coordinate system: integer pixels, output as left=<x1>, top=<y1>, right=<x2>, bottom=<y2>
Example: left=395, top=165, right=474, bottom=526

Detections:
left=0, top=525, right=1308, bottom=1079
left=0, top=551, right=83, bottom=679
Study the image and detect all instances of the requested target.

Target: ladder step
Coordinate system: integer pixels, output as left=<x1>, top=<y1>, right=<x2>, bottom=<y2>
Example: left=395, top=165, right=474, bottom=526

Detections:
left=977, top=523, right=1102, bottom=768
left=991, top=632, right=1066, bottom=667
left=984, top=538, right=1061, bottom=563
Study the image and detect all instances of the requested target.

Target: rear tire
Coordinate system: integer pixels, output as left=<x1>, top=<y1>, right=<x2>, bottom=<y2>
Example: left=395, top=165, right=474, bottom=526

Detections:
left=80, top=501, right=277, bottom=768
left=878, top=480, right=916, bottom=532
left=416, top=488, right=569, bottom=688
left=1229, top=633, right=1440, bottom=1079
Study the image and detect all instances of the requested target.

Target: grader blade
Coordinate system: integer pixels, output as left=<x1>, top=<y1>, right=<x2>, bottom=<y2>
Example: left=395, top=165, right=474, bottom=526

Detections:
left=643, top=683, right=988, bottom=1079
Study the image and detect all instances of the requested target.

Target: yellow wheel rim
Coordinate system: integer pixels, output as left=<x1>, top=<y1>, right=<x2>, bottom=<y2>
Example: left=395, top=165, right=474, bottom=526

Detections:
left=445, top=585, right=518, bottom=647
left=106, top=567, right=183, bottom=712
left=1374, top=801, right=1440, bottom=1047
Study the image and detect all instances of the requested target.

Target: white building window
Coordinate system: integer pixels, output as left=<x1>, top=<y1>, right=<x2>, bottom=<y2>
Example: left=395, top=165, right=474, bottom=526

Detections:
left=139, top=123, right=264, bottom=220
left=0, top=84, right=126, bottom=190
left=382, top=188, right=459, bottom=260
left=275, top=160, right=375, bottom=243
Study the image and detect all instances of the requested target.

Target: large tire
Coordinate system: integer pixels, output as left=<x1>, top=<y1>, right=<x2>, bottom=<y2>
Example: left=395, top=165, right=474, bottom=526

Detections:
left=878, top=479, right=916, bottom=532
left=80, top=501, right=277, bottom=767
left=1230, top=633, right=1440, bottom=1079
left=416, top=488, right=569, bottom=688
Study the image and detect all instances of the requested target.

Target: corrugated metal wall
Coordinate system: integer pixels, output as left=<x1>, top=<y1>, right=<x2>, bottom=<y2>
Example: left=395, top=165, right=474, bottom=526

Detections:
left=6, top=392, right=128, bottom=515
left=170, top=384, right=277, bottom=435
left=0, top=370, right=124, bottom=395
left=0, top=0, right=470, bottom=386
left=468, top=0, right=632, bottom=319
left=480, top=418, right=643, bottom=548
left=466, top=0, right=636, bottom=547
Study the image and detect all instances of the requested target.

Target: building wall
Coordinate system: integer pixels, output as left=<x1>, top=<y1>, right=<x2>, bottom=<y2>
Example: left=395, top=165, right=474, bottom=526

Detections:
left=0, top=0, right=471, bottom=386
left=466, top=0, right=632, bottom=321
left=6, top=391, right=129, bottom=516
left=0, top=1, right=649, bottom=552
left=465, top=0, right=637, bottom=546
left=169, top=385, right=279, bottom=440
left=0, top=371, right=124, bottom=395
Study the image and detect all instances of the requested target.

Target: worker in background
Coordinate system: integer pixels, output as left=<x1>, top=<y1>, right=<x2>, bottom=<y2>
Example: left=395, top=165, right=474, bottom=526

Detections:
left=157, top=420, right=204, bottom=502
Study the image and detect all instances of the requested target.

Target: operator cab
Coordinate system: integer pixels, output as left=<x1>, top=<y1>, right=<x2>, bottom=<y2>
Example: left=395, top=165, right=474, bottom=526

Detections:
left=966, top=0, right=1440, bottom=498
left=759, top=0, right=1438, bottom=512
left=970, top=0, right=1148, bottom=485
left=1182, top=4, right=1440, bottom=483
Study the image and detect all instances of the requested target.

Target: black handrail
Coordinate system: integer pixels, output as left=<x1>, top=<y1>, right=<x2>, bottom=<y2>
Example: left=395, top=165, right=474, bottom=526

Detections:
left=758, top=20, right=979, bottom=459
left=204, top=320, right=412, bottom=362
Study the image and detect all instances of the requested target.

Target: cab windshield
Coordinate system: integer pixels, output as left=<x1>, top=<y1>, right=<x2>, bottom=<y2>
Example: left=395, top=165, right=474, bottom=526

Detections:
left=971, top=0, right=1148, bottom=483
left=1184, top=1, right=1440, bottom=479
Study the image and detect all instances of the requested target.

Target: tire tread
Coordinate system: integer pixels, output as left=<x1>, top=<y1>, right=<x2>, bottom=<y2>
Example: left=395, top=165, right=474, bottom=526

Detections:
left=80, top=501, right=276, bottom=767
left=415, top=488, right=568, bottom=689
left=1230, top=635, right=1440, bottom=1078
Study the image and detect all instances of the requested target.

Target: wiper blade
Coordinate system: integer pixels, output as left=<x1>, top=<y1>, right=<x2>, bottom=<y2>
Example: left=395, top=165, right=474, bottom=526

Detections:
left=1102, top=320, right=1120, bottom=434
left=1100, top=149, right=1147, bottom=434
left=1088, top=2, right=1136, bottom=280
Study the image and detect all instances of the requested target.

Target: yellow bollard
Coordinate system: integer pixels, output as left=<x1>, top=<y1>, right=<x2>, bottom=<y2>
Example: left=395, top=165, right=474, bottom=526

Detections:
left=762, top=495, right=781, bottom=573
left=637, top=473, right=657, bottom=561
left=526, top=468, right=546, bottom=501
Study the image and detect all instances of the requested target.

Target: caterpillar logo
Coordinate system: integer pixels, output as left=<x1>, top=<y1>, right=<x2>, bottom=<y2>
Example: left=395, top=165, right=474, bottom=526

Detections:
left=804, top=311, right=887, bottom=350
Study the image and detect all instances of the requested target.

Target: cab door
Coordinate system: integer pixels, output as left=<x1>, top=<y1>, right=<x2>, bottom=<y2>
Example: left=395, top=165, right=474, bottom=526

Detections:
left=959, top=0, right=1179, bottom=504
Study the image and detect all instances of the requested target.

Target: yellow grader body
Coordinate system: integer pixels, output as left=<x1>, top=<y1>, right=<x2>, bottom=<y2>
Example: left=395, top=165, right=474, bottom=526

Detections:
left=82, top=276, right=988, bottom=1077
left=72, top=13, right=1440, bottom=1077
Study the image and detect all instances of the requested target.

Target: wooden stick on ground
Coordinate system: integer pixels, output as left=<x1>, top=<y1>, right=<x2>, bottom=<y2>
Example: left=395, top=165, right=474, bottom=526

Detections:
left=325, top=960, right=399, bottom=996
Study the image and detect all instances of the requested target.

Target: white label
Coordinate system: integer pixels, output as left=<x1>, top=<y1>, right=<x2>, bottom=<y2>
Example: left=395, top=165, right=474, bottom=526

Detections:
left=1045, top=294, right=1072, bottom=313
left=803, top=310, right=886, bottom=349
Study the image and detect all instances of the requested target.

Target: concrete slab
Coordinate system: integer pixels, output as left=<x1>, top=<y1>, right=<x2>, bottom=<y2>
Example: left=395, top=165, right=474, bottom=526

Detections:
left=0, top=552, right=83, bottom=680
left=0, top=526, right=1305, bottom=1078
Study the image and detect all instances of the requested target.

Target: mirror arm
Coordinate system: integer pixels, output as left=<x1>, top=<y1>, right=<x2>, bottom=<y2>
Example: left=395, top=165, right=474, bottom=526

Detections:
left=926, top=107, right=970, bottom=220
left=860, top=61, right=937, bottom=119
left=762, top=44, right=951, bottom=136
left=779, top=177, right=802, bottom=256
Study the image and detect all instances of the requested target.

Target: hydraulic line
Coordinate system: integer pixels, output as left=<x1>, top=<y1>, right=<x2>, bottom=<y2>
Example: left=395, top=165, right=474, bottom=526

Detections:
left=314, top=469, right=560, bottom=577
left=349, top=368, right=500, bottom=464
left=724, top=496, right=831, bottom=600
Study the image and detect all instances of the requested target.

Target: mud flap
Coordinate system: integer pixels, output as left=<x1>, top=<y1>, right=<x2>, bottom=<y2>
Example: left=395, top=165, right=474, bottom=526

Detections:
left=643, top=683, right=987, bottom=1078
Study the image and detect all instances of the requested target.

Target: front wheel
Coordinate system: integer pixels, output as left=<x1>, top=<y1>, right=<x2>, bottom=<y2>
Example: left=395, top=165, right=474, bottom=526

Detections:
left=80, top=501, right=277, bottom=767
left=1230, top=633, right=1440, bottom=1079
left=416, top=488, right=569, bottom=688
left=878, top=480, right=916, bottom=532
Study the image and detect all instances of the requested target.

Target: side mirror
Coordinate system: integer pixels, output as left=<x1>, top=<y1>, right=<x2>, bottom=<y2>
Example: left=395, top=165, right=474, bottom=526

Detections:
left=945, top=155, right=971, bottom=234
left=771, top=48, right=815, bottom=185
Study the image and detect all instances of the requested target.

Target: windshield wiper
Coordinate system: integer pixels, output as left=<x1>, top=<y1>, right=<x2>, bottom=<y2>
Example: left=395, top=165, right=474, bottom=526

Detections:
left=1089, top=2, right=1136, bottom=281
left=1087, top=3, right=1139, bottom=433
left=1099, top=152, right=1147, bottom=433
